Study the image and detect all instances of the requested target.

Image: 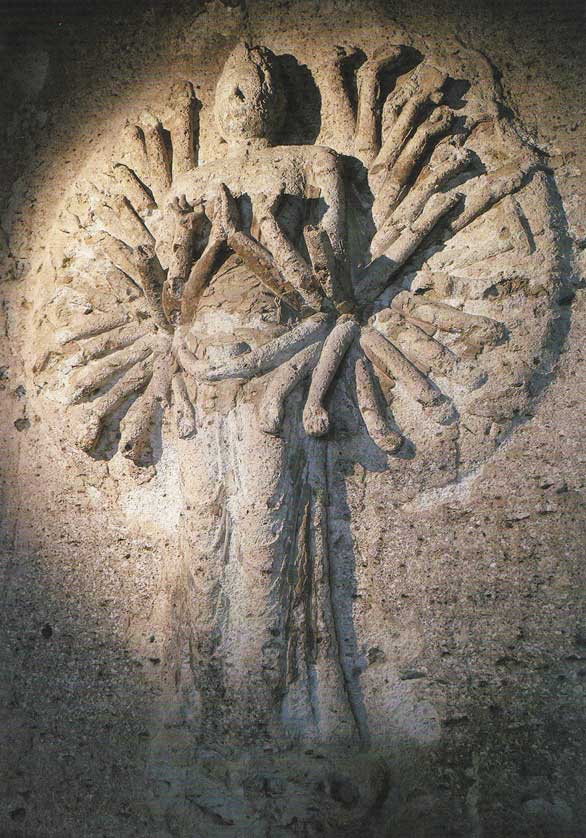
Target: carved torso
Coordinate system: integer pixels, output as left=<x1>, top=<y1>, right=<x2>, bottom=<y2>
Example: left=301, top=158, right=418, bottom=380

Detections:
left=170, top=144, right=340, bottom=212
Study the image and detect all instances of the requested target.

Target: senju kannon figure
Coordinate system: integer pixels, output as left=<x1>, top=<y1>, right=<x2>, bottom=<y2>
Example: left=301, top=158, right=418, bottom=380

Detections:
left=36, top=39, right=561, bottom=766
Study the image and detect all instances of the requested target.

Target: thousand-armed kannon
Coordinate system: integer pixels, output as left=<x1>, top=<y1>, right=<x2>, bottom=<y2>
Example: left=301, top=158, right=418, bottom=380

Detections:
left=37, top=41, right=560, bottom=748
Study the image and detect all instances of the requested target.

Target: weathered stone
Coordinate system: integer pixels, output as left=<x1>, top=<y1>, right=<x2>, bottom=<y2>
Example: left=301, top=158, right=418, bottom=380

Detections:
left=1, top=1, right=585, bottom=836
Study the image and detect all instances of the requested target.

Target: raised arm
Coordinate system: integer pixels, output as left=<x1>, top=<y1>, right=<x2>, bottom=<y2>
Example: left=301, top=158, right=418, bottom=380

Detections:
left=354, top=46, right=403, bottom=166
left=314, top=45, right=403, bottom=164
left=309, top=149, right=347, bottom=262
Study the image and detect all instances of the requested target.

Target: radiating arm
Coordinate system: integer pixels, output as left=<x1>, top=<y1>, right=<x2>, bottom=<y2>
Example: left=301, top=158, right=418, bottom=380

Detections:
left=354, top=45, right=403, bottom=166
left=354, top=353, right=403, bottom=453
left=303, top=317, right=359, bottom=436
left=259, top=342, right=323, bottom=435
left=119, top=351, right=176, bottom=463
left=358, top=191, right=461, bottom=304
left=204, top=314, right=331, bottom=382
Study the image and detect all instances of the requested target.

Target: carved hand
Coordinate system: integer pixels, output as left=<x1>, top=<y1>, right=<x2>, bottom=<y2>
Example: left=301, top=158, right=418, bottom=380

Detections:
left=253, top=190, right=282, bottom=225
left=210, top=182, right=241, bottom=245
left=356, top=44, right=403, bottom=81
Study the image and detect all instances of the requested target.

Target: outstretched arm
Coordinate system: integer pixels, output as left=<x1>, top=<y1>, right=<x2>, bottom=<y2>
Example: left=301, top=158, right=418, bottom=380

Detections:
left=358, top=191, right=462, bottom=304
left=180, top=234, right=225, bottom=324
left=309, top=149, right=347, bottom=264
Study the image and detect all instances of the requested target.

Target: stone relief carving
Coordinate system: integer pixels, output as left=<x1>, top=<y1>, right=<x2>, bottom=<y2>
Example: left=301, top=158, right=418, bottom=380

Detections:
left=33, top=37, right=565, bottom=830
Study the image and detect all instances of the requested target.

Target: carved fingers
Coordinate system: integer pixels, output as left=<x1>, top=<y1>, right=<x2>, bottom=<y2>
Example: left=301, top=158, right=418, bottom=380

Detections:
left=115, top=80, right=201, bottom=214
left=214, top=181, right=242, bottom=242
left=173, top=184, right=247, bottom=326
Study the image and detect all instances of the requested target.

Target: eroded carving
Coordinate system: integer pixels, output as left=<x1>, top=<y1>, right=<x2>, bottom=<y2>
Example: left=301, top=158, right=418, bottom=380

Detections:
left=35, top=39, right=564, bottom=802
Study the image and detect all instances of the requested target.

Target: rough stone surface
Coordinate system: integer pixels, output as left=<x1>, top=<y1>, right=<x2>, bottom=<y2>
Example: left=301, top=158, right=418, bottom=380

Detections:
left=1, top=1, right=586, bottom=836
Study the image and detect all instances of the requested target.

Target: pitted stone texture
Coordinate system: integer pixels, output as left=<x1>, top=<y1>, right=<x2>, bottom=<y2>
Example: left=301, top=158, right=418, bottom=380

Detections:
left=1, top=1, right=585, bottom=837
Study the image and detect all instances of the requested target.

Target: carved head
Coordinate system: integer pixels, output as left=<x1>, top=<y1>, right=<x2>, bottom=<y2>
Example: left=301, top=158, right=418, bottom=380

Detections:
left=214, top=41, right=286, bottom=143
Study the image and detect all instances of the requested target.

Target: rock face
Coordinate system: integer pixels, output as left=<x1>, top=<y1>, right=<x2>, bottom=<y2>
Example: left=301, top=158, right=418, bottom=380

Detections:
left=1, top=1, right=586, bottom=837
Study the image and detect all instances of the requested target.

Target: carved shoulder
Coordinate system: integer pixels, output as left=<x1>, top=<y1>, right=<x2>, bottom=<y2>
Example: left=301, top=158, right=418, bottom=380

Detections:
left=307, top=145, right=341, bottom=173
left=281, top=144, right=341, bottom=173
